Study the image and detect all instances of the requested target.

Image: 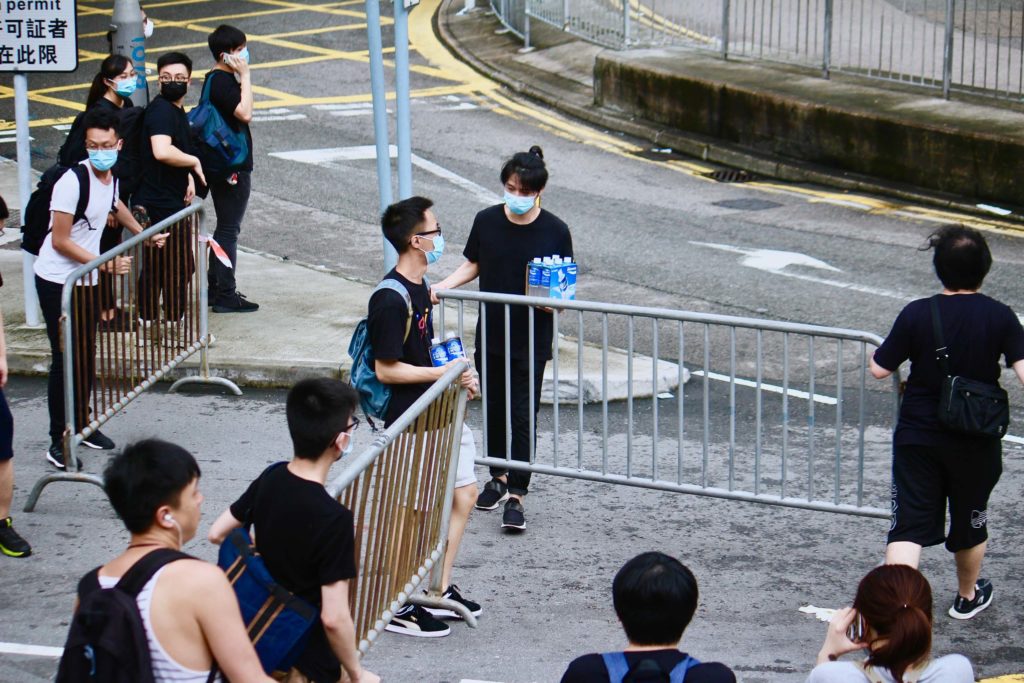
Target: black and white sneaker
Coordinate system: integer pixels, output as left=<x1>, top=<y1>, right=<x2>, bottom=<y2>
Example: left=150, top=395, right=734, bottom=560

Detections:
left=81, top=430, right=115, bottom=450
left=385, top=605, right=451, bottom=638
left=424, top=584, right=483, bottom=619
left=46, top=442, right=82, bottom=471
left=501, top=498, right=526, bottom=531
left=949, top=578, right=993, bottom=620
left=475, top=478, right=509, bottom=510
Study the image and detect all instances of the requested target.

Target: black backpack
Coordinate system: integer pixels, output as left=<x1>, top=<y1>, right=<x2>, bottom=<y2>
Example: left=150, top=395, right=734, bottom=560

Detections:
left=19, top=164, right=116, bottom=256
left=56, top=548, right=191, bottom=683
left=58, top=105, right=145, bottom=202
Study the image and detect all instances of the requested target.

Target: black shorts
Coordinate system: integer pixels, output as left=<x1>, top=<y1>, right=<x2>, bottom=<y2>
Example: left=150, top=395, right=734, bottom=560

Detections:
left=887, top=441, right=1001, bottom=552
left=0, top=389, right=12, bottom=462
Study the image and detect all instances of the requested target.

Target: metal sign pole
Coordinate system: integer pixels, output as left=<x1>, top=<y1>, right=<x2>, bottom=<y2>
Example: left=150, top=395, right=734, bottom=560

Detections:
left=14, top=74, right=40, bottom=327
left=393, top=0, right=414, bottom=201
left=366, top=0, right=398, bottom=272
left=110, top=0, right=149, bottom=104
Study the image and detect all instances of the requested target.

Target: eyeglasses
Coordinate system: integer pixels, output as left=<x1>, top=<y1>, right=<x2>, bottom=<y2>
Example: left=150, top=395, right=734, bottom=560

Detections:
left=415, top=225, right=442, bottom=238
left=158, top=75, right=190, bottom=84
left=346, top=415, right=360, bottom=433
left=85, top=143, right=120, bottom=151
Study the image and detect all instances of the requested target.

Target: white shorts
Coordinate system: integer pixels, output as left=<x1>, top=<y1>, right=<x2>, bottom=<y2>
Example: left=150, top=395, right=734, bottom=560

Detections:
left=455, top=423, right=477, bottom=489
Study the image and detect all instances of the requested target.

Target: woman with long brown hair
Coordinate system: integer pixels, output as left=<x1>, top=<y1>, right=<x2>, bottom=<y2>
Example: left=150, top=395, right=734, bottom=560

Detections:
left=808, top=565, right=973, bottom=682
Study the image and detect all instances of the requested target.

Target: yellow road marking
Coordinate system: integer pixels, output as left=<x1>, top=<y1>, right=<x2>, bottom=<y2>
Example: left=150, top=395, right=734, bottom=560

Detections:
left=980, top=677, right=1024, bottom=682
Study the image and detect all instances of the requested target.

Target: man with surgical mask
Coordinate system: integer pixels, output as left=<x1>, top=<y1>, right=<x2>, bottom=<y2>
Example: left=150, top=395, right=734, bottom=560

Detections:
left=133, top=51, right=206, bottom=340
left=367, top=196, right=484, bottom=639
left=34, top=108, right=164, bottom=468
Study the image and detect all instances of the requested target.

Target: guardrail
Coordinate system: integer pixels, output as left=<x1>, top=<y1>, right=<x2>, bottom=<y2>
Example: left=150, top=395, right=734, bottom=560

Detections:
left=24, top=202, right=241, bottom=512
left=326, top=362, right=475, bottom=653
left=513, top=0, right=1023, bottom=100
left=437, top=290, right=901, bottom=518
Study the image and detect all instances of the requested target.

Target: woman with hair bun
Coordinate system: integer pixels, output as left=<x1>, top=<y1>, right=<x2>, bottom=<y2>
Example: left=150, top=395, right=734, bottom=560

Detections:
left=432, top=145, right=573, bottom=533
left=808, top=565, right=973, bottom=682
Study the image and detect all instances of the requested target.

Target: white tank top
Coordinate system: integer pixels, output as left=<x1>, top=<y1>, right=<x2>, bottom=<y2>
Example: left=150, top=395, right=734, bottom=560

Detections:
left=98, top=567, right=219, bottom=683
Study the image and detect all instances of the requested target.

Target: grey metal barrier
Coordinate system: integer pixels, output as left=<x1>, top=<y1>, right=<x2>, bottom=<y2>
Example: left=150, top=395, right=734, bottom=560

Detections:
left=326, top=362, right=475, bottom=654
left=24, top=202, right=241, bottom=512
left=491, top=0, right=528, bottom=41
left=437, top=290, right=902, bottom=518
left=523, top=0, right=1024, bottom=100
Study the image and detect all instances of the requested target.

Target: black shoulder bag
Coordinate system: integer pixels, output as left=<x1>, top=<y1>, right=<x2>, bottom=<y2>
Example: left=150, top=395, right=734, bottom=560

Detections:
left=930, top=295, right=1009, bottom=438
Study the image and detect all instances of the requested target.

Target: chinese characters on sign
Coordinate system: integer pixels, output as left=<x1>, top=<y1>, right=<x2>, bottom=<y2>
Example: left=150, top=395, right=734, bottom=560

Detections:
left=0, top=0, right=77, bottom=72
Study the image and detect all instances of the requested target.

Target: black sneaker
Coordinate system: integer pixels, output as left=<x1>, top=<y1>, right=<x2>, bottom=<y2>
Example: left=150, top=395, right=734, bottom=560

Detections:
left=45, top=443, right=82, bottom=471
left=949, top=578, right=993, bottom=619
left=384, top=604, right=451, bottom=638
left=475, top=478, right=509, bottom=510
left=212, top=293, right=259, bottom=313
left=424, top=584, right=483, bottom=619
left=81, top=430, right=115, bottom=450
left=501, top=498, right=526, bottom=531
left=0, top=517, right=31, bottom=558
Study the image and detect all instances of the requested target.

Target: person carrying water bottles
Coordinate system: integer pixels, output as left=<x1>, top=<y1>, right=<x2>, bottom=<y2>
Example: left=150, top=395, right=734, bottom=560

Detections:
left=431, top=145, right=573, bottom=532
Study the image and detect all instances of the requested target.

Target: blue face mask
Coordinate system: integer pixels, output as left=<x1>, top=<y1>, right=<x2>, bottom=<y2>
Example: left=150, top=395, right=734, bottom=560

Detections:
left=88, top=149, right=118, bottom=172
left=418, top=233, right=445, bottom=265
left=504, top=191, right=536, bottom=215
left=238, top=47, right=250, bottom=64
left=111, top=77, right=137, bottom=98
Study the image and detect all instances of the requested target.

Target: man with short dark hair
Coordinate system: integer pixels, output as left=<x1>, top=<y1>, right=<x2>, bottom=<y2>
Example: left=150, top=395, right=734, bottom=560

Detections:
left=368, top=196, right=482, bottom=637
left=61, top=439, right=273, bottom=681
left=209, top=379, right=379, bottom=683
left=134, top=51, right=205, bottom=340
left=561, top=552, right=735, bottom=682
left=203, top=24, right=257, bottom=313
left=34, top=107, right=160, bottom=468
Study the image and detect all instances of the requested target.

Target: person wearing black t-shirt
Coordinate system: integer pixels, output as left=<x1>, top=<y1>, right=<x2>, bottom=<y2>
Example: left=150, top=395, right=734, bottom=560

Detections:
left=367, top=196, right=483, bottom=638
left=432, top=146, right=573, bottom=532
left=561, top=552, right=735, bottom=683
left=203, top=24, right=258, bottom=313
left=134, top=52, right=206, bottom=333
left=870, top=225, right=1024, bottom=621
left=209, top=379, right=379, bottom=683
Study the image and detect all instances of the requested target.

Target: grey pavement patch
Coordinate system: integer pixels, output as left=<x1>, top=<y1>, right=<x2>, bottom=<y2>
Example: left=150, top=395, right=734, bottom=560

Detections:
left=712, top=198, right=784, bottom=211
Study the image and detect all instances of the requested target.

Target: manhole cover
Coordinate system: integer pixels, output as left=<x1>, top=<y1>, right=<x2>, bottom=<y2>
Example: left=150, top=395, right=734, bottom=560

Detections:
left=711, top=198, right=782, bottom=211
left=704, top=169, right=756, bottom=183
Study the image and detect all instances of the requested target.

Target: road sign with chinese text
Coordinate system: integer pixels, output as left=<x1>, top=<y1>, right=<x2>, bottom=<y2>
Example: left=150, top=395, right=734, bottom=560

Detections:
left=0, top=0, right=78, bottom=72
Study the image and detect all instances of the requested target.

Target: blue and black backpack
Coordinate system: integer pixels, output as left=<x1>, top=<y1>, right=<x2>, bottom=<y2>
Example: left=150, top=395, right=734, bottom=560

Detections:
left=602, top=652, right=701, bottom=683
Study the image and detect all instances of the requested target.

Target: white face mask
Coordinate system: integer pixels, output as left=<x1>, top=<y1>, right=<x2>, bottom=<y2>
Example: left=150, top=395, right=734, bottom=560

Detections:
left=143, top=18, right=154, bottom=39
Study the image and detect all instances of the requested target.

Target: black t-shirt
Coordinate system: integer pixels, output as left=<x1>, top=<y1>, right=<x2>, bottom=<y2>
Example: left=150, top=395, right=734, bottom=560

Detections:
left=205, top=69, right=253, bottom=174
left=366, top=269, right=434, bottom=425
left=464, top=204, right=573, bottom=361
left=134, top=95, right=194, bottom=210
left=561, top=650, right=736, bottom=683
left=229, top=463, right=357, bottom=683
left=874, top=293, right=1024, bottom=447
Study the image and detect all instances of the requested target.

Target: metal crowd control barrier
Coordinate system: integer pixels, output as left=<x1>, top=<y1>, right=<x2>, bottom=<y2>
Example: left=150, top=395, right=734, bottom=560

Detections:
left=24, top=202, right=241, bottom=512
left=520, top=0, right=1024, bottom=101
left=326, top=362, right=475, bottom=654
left=437, top=290, right=901, bottom=518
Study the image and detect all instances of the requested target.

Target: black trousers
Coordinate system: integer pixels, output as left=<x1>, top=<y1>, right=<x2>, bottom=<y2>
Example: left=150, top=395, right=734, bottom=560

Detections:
left=136, top=205, right=194, bottom=322
left=208, top=171, right=251, bottom=303
left=476, top=352, right=546, bottom=496
left=36, top=276, right=99, bottom=442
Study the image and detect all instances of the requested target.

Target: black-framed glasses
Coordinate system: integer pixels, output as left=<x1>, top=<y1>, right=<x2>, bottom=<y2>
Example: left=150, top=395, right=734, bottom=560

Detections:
left=346, top=415, right=360, bottom=433
left=415, top=224, right=442, bottom=237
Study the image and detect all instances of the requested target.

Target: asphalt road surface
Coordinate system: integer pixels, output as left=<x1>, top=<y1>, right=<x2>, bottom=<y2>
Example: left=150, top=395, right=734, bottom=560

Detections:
left=2, top=0, right=1024, bottom=681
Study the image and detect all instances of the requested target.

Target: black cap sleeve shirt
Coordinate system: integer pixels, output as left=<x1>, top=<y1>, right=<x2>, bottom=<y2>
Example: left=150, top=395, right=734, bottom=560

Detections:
left=463, top=204, right=573, bottom=362
left=229, top=463, right=357, bottom=683
left=134, top=95, right=195, bottom=210
left=873, top=293, right=1024, bottom=446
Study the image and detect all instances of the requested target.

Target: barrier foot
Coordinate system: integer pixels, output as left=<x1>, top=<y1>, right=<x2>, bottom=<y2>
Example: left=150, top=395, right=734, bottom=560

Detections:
left=168, top=375, right=242, bottom=396
left=408, top=594, right=478, bottom=629
left=23, top=471, right=105, bottom=513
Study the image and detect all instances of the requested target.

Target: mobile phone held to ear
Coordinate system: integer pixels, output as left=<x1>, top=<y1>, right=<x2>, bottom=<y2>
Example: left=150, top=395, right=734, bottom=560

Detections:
left=222, top=53, right=234, bottom=66
left=846, top=612, right=866, bottom=642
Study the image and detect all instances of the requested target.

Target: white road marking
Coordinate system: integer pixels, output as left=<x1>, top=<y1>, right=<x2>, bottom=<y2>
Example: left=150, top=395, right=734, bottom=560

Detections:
left=270, top=145, right=499, bottom=205
left=1002, top=434, right=1024, bottom=445
left=0, top=228, right=22, bottom=246
left=313, top=103, right=374, bottom=110
left=0, top=642, right=63, bottom=657
left=690, top=370, right=838, bottom=405
left=0, top=135, right=31, bottom=144
left=52, top=123, right=73, bottom=130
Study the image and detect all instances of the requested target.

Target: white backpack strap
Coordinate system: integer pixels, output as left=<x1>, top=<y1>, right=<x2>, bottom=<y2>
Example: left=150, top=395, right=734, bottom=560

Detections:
left=373, top=279, right=413, bottom=342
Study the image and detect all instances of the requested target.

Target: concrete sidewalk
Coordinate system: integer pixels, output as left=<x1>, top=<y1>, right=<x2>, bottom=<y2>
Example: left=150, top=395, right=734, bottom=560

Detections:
left=436, top=0, right=1024, bottom=217
left=0, top=162, right=680, bottom=400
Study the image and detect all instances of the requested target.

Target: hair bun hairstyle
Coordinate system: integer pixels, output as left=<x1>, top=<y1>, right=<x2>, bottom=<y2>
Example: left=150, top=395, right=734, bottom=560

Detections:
left=528, top=145, right=544, bottom=160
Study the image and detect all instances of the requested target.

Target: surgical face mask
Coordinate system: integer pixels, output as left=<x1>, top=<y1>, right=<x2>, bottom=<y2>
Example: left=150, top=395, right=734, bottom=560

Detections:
left=504, top=191, right=536, bottom=215
left=110, top=76, right=137, bottom=98
left=88, top=149, right=118, bottom=172
left=340, top=434, right=354, bottom=458
left=417, top=233, right=445, bottom=265
left=238, top=47, right=250, bottom=64
left=160, top=81, right=188, bottom=101
left=143, top=18, right=154, bottom=38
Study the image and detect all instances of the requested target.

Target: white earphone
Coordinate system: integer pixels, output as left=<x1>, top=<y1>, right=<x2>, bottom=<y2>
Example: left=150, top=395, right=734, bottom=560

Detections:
left=163, top=513, right=174, bottom=522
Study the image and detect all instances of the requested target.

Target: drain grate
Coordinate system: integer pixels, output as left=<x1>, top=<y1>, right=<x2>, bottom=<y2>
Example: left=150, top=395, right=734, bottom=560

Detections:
left=704, top=169, right=756, bottom=183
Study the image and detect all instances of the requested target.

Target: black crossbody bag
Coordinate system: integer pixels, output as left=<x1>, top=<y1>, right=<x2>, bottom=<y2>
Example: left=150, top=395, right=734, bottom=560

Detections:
left=930, top=296, right=1009, bottom=438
